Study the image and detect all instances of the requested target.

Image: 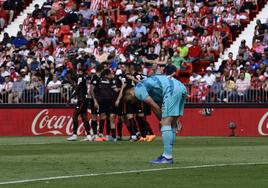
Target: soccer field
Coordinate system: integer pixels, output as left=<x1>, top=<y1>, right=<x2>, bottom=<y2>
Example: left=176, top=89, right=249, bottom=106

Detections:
left=0, top=137, right=268, bottom=188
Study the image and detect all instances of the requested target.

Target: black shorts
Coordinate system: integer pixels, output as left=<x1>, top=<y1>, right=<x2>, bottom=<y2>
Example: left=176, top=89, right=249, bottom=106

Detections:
left=90, top=98, right=99, bottom=114
left=99, top=99, right=113, bottom=114
left=117, top=100, right=125, bottom=115
left=124, top=101, right=137, bottom=114
left=75, top=99, right=89, bottom=114
left=135, top=101, right=151, bottom=115
left=110, top=100, right=118, bottom=114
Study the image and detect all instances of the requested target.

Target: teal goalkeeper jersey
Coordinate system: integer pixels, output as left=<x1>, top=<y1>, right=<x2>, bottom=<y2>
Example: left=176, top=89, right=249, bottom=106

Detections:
left=134, top=75, right=186, bottom=104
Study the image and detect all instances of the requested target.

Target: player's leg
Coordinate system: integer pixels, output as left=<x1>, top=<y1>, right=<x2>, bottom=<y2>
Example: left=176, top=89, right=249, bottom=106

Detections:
left=94, top=112, right=106, bottom=141
left=67, top=107, right=80, bottom=141
left=90, top=98, right=98, bottom=139
left=81, top=112, right=94, bottom=141
left=150, top=116, right=178, bottom=164
left=126, top=113, right=139, bottom=141
left=136, top=102, right=155, bottom=142
left=136, top=113, right=147, bottom=140
left=171, top=117, right=180, bottom=146
left=136, top=113, right=155, bottom=141
left=98, top=113, right=106, bottom=138
left=98, top=101, right=105, bottom=136
left=91, top=114, right=98, bottom=139
left=116, top=100, right=124, bottom=140
left=109, top=113, right=117, bottom=141
left=135, top=101, right=146, bottom=140
left=143, top=102, right=155, bottom=136
left=80, top=100, right=93, bottom=141
left=117, top=115, right=123, bottom=140
left=123, top=101, right=138, bottom=140
left=106, top=114, right=111, bottom=136
left=96, top=101, right=107, bottom=141
left=108, top=101, right=118, bottom=141
left=150, top=87, right=185, bottom=164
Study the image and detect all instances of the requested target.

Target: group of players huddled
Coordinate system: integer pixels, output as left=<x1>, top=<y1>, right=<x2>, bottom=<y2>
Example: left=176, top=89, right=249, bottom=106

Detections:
left=67, top=63, right=156, bottom=142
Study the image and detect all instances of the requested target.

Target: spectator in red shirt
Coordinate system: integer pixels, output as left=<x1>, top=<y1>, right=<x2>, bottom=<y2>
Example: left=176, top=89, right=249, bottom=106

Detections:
left=188, top=38, right=202, bottom=63
left=2, top=0, right=16, bottom=24
left=226, top=52, right=235, bottom=65
left=0, top=6, right=8, bottom=30
left=54, top=3, right=67, bottom=24
left=218, top=22, right=230, bottom=48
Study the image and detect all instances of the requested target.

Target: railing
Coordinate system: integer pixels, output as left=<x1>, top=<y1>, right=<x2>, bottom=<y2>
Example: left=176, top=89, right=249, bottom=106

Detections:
left=186, top=84, right=268, bottom=104
left=1, top=83, right=268, bottom=104
left=0, top=83, right=72, bottom=104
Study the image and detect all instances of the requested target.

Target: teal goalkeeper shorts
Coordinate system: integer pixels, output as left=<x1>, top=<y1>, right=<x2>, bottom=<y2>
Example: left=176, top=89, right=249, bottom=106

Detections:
left=161, top=81, right=187, bottom=118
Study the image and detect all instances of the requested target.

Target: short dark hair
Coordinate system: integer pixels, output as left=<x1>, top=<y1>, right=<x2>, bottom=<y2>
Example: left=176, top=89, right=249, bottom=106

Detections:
left=96, top=64, right=104, bottom=73
left=101, top=68, right=112, bottom=77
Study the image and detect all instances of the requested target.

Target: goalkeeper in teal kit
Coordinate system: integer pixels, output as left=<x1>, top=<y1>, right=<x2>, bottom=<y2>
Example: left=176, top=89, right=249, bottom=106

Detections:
left=125, top=75, right=187, bottom=164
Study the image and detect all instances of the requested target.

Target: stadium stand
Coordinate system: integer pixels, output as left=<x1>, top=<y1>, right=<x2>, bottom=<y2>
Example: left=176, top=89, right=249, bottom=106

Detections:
left=0, top=0, right=268, bottom=104
left=0, top=0, right=34, bottom=32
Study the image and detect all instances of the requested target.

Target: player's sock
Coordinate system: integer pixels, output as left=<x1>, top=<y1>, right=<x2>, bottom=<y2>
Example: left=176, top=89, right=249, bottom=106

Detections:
left=83, top=121, right=91, bottom=135
left=91, top=120, right=98, bottom=135
left=73, top=119, right=78, bottom=135
left=111, top=128, right=116, bottom=139
left=136, top=116, right=148, bottom=137
left=161, top=126, right=173, bottom=159
left=128, top=118, right=138, bottom=135
left=117, top=122, right=123, bottom=137
left=171, top=127, right=176, bottom=145
left=106, top=118, right=111, bottom=135
left=99, top=119, right=105, bottom=135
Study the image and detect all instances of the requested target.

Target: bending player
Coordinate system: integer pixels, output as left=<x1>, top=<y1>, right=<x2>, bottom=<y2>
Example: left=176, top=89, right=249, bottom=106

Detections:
left=124, top=75, right=187, bottom=164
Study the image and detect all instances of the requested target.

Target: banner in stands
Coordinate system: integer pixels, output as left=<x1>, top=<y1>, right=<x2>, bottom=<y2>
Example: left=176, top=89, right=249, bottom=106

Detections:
left=0, top=108, right=268, bottom=136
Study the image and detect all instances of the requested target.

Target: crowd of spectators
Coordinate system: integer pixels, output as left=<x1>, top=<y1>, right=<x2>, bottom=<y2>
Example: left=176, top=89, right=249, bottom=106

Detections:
left=0, top=0, right=29, bottom=31
left=0, top=0, right=267, bottom=103
left=188, top=18, right=268, bottom=102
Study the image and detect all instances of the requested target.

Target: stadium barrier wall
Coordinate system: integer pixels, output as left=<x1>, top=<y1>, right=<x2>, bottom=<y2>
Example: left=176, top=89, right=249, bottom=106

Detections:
left=0, top=105, right=268, bottom=137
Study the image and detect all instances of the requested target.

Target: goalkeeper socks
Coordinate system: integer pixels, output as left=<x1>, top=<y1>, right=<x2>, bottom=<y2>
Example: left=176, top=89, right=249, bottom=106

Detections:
left=91, top=120, right=98, bottom=135
left=117, top=122, right=123, bottom=137
left=99, top=119, right=105, bottom=135
left=171, top=127, right=176, bottom=145
left=161, top=126, right=173, bottom=159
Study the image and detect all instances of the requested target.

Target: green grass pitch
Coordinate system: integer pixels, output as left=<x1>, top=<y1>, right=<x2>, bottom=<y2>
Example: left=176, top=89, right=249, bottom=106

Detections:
left=0, top=137, right=268, bottom=188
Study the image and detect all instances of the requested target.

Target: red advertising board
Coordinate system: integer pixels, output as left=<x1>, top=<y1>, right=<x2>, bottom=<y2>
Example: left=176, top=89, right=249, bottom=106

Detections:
left=0, top=108, right=268, bottom=136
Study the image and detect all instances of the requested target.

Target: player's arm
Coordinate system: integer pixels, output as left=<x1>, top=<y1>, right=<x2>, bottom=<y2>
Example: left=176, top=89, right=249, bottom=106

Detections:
left=90, top=84, right=99, bottom=108
left=135, top=82, right=161, bottom=119
left=70, top=89, right=77, bottom=99
left=168, top=71, right=177, bottom=78
left=144, top=96, right=161, bottom=120
left=126, top=74, right=139, bottom=84
left=115, top=84, right=126, bottom=106
left=71, top=77, right=83, bottom=99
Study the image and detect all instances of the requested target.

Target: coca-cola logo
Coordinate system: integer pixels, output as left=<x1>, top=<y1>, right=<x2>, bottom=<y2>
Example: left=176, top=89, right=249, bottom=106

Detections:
left=258, top=112, right=268, bottom=136
left=31, top=109, right=85, bottom=136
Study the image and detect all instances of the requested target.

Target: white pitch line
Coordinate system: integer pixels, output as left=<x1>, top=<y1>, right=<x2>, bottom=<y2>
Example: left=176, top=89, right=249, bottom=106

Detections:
left=0, top=142, right=65, bottom=146
left=0, top=162, right=268, bottom=185
left=0, top=143, right=49, bottom=146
